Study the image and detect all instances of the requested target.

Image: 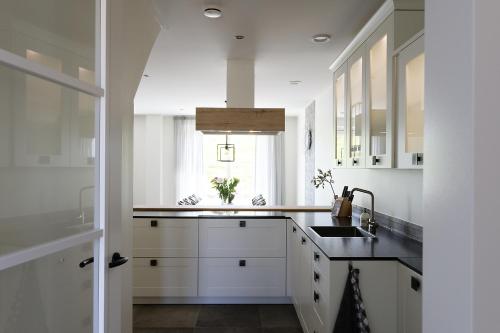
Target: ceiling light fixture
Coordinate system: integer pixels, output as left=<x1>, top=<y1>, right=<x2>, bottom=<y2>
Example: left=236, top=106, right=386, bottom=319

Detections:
left=234, top=35, right=245, bottom=40
left=203, top=7, right=222, bottom=19
left=289, top=80, right=302, bottom=85
left=311, top=34, right=331, bottom=44
left=143, top=74, right=150, bottom=78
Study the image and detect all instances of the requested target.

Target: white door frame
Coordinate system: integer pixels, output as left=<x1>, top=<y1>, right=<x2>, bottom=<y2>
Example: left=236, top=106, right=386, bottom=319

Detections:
left=0, top=1, right=108, bottom=332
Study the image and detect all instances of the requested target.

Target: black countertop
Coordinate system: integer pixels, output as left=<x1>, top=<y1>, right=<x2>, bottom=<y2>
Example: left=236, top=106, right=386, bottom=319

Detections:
left=133, top=210, right=422, bottom=274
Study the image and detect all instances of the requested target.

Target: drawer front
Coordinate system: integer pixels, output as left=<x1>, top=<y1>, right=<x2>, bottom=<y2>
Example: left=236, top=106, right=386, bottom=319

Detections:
left=198, top=258, right=286, bottom=297
left=133, top=258, right=198, bottom=297
left=199, top=218, right=286, bottom=257
left=312, top=288, right=327, bottom=328
left=312, top=245, right=330, bottom=295
left=312, top=244, right=329, bottom=277
left=133, top=218, right=198, bottom=257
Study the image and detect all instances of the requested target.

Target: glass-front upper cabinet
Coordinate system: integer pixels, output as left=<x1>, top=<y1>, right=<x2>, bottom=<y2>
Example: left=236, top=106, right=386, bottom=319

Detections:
left=366, top=18, right=394, bottom=168
left=347, top=46, right=366, bottom=168
left=397, top=34, right=425, bottom=169
left=333, top=63, right=347, bottom=168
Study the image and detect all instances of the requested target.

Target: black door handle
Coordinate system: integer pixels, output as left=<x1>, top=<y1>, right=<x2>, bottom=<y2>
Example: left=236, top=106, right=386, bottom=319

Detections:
left=79, top=257, right=94, bottom=268
left=109, top=252, right=128, bottom=268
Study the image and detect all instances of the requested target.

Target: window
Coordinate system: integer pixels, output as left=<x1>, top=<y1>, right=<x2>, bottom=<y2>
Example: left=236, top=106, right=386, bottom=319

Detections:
left=202, top=135, right=256, bottom=205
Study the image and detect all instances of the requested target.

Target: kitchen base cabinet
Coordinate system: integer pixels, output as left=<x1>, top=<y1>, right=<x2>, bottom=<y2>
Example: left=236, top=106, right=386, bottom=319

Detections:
left=133, top=258, right=198, bottom=297
left=398, top=264, right=422, bottom=333
left=198, top=258, right=286, bottom=297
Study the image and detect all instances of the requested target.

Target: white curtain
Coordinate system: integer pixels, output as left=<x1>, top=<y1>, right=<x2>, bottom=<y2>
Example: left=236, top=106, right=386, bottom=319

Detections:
left=174, top=117, right=204, bottom=202
left=254, top=134, right=285, bottom=206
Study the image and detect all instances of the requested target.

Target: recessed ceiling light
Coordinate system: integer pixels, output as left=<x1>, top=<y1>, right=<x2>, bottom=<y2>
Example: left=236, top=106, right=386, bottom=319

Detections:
left=143, top=74, right=150, bottom=78
left=234, top=35, right=245, bottom=40
left=289, top=80, right=302, bottom=85
left=203, top=7, right=222, bottom=19
left=311, top=34, right=331, bottom=44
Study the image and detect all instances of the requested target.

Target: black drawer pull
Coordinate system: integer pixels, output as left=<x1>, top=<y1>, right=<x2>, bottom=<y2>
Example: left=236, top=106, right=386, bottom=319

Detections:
left=301, top=237, right=306, bottom=244
left=79, top=257, right=94, bottom=268
left=313, top=271, right=320, bottom=282
left=411, top=276, right=421, bottom=291
left=239, top=220, right=246, bottom=228
left=313, top=252, right=320, bottom=261
left=292, top=226, right=297, bottom=233
left=150, top=259, right=158, bottom=267
left=150, top=220, right=158, bottom=227
left=313, top=291, right=320, bottom=302
left=239, top=260, right=246, bottom=267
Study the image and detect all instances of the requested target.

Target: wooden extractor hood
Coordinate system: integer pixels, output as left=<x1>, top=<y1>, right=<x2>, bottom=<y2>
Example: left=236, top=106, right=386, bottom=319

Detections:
left=196, top=59, right=285, bottom=134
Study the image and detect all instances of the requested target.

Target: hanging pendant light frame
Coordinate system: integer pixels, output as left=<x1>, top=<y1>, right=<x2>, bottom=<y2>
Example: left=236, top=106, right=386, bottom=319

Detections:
left=217, top=134, right=235, bottom=162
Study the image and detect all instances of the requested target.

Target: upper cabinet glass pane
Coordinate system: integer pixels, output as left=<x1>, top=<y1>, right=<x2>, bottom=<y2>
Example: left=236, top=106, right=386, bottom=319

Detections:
left=349, top=57, right=363, bottom=158
left=335, top=73, right=345, bottom=160
left=369, top=35, right=387, bottom=156
left=0, top=0, right=95, bottom=83
left=405, top=53, right=425, bottom=153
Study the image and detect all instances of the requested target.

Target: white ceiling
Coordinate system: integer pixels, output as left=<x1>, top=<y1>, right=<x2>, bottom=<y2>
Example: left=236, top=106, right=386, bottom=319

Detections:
left=134, top=0, right=384, bottom=116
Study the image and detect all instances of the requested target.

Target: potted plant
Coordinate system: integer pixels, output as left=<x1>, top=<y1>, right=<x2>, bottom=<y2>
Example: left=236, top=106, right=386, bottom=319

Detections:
left=211, top=177, right=240, bottom=205
left=311, top=169, right=337, bottom=200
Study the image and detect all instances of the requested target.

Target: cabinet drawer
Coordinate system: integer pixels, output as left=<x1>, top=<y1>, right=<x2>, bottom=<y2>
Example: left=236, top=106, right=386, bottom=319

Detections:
left=199, top=258, right=286, bottom=297
left=133, top=258, right=198, bottom=297
left=312, top=288, right=327, bottom=328
left=312, top=245, right=329, bottom=277
left=133, top=218, right=198, bottom=257
left=199, top=218, right=286, bottom=257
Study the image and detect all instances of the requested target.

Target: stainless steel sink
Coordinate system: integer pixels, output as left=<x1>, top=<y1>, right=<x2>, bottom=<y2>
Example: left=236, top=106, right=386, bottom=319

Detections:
left=309, top=226, right=375, bottom=238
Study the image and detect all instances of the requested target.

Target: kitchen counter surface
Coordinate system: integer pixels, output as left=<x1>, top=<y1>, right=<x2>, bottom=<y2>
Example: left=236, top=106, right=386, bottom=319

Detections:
left=133, top=205, right=331, bottom=212
left=133, top=210, right=422, bottom=274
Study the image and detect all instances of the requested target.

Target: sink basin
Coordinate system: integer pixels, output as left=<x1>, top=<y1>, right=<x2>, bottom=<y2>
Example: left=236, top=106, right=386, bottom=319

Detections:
left=309, top=226, right=375, bottom=238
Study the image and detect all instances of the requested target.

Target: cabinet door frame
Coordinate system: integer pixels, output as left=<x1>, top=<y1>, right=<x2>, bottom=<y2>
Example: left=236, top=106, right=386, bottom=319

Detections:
left=333, top=63, right=348, bottom=168
left=346, top=44, right=367, bottom=168
left=365, top=16, right=395, bottom=168
left=396, top=34, right=425, bottom=169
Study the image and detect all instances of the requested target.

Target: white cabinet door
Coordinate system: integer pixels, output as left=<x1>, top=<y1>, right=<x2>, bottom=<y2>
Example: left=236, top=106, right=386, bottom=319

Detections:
left=133, top=258, right=198, bottom=297
left=396, top=34, right=425, bottom=169
left=198, top=258, right=286, bottom=297
left=398, top=264, right=422, bottom=333
left=286, top=219, right=293, bottom=297
left=297, top=227, right=313, bottom=333
left=133, top=218, right=198, bottom=257
left=347, top=44, right=367, bottom=168
left=333, top=63, right=348, bottom=168
left=365, top=16, right=395, bottom=168
left=290, top=223, right=301, bottom=310
left=199, top=218, right=286, bottom=257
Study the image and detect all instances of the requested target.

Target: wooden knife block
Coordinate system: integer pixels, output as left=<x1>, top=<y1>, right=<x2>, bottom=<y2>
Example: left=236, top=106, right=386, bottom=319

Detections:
left=331, top=198, right=352, bottom=217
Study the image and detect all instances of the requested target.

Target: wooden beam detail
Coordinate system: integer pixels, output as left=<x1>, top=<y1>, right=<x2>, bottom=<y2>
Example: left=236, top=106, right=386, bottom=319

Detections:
left=196, top=108, right=285, bottom=134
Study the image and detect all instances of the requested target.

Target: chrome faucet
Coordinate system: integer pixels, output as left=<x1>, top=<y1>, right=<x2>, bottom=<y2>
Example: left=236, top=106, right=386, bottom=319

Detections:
left=349, top=188, right=378, bottom=234
left=78, top=186, right=94, bottom=224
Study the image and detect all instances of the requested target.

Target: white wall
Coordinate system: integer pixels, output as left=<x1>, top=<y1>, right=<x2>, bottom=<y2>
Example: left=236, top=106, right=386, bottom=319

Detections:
left=302, top=83, right=423, bottom=225
left=284, top=117, right=298, bottom=205
left=424, top=1, right=500, bottom=332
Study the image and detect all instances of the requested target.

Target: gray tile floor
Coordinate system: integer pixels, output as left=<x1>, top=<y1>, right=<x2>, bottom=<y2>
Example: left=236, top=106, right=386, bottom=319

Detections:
left=133, top=304, right=303, bottom=333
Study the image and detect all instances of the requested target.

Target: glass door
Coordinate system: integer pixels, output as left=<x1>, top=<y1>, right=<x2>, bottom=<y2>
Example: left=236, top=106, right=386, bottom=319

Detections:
left=333, top=63, right=347, bottom=168
left=0, top=0, right=106, bottom=332
left=347, top=46, right=366, bottom=168
left=397, top=34, right=425, bottom=168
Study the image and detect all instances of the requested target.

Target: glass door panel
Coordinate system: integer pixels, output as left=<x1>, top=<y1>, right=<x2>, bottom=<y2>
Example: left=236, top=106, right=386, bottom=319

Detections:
left=368, top=35, right=388, bottom=156
left=349, top=56, right=363, bottom=164
left=334, top=72, right=346, bottom=165
left=405, top=53, right=425, bottom=153
left=0, top=241, right=95, bottom=333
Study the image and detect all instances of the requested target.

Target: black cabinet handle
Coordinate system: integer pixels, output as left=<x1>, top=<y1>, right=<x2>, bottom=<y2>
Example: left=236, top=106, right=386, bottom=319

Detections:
left=109, top=252, right=128, bottom=268
left=301, top=237, right=306, bottom=245
left=150, top=259, right=158, bottom=267
left=372, top=156, right=380, bottom=165
left=313, top=252, right=320, bottom=262
left=79, top=257, right=94, bottom=268
left=150, top=220, right=158, bottom=227
left=411, top=276, right=421, bottom=291
left=239, top=220, right=246, bottom=228
left=313, top=271, right=320, bottom=282
left=337, top=160, right=342, bottom=166
left=313, top=291, right=320, bottom=302
left=353, top=159, right=358, bottom=165
left=292, top=226, right=297, bottom=233
left=239, top=260, right=246, bottom=267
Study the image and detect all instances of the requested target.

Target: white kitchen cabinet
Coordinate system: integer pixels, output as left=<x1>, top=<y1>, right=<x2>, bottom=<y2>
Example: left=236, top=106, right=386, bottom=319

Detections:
left=347, top=45, right=367, bottom=168
left=398, top=264, right=422, bottom=333
left=133, top=258, right=198, bottom=297
left=396, top=34, right=425, bottom=169
left=286, top=219, right=294, bottom=297
left=198, top=258, right=286, bottom=297
left=333, top=63, right=348, bottom=168
left=133, top=218, right=198, bottom=257
left=199, top=218, right=286, bottom=258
